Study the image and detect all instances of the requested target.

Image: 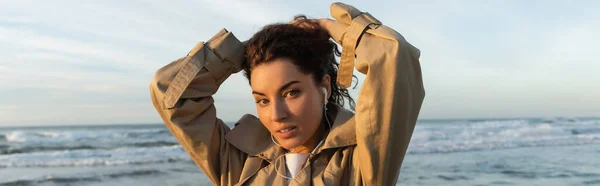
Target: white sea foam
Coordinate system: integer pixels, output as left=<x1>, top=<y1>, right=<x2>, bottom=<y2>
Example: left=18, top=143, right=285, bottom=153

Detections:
left=0, top=145, right=188, bottom=168
left=496, top=124, right=564, bottom=138
left=3, top=128, right=173, bottom=144
left=5, top=130, right=120, bottom=143
left=408, top=118, right=600, bottom=154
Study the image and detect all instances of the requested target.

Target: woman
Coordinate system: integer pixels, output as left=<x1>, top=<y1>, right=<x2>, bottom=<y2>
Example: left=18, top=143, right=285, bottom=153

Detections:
left=150, top=3, right=424, bottom=186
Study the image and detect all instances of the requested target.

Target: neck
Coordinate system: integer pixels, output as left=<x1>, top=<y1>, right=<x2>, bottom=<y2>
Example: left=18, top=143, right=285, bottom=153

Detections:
left=289, top=122, right=327, bottom=153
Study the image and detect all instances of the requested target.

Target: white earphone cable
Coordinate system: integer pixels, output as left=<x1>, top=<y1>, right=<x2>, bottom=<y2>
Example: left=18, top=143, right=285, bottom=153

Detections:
left=272, top=94, right=331, bottom=180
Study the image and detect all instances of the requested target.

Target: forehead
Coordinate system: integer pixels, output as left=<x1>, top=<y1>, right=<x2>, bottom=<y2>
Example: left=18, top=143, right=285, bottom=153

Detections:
left=250, top=58, right=313, bottom=92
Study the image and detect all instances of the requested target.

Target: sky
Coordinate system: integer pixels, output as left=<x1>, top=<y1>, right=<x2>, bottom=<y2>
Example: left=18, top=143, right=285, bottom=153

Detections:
left=0, top=0, right=598, bottom=126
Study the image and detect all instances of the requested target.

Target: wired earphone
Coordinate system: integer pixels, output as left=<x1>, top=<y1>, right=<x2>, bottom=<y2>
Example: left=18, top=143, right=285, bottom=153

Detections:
left=271, top=87, right=332, bottom=180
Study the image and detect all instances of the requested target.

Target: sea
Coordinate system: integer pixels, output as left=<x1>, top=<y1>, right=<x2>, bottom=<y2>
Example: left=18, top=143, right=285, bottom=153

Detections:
left=1, top=117, right=599, bottom=186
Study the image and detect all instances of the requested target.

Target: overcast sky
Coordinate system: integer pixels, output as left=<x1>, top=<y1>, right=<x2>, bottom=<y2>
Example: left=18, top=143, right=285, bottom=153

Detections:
left=1, top=0, right=598, bottom=126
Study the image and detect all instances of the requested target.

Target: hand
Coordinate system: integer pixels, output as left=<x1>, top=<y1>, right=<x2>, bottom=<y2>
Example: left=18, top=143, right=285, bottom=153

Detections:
left=288, top=17, right=334, bottom=31
left=316, top=18, right=334, bottom=31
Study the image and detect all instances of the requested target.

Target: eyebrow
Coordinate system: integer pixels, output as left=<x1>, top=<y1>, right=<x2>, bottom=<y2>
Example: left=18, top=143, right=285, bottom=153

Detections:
left=252, top=80, right=300, bottom=96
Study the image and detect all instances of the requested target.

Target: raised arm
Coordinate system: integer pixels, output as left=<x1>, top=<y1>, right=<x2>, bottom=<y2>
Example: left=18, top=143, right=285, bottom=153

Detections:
left=149, top=29, right=246, bottom=185
left=327, top=3, right=425, bottom=186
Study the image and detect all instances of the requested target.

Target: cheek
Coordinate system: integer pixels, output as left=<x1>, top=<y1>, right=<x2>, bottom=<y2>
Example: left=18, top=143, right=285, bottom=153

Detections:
left=288, top=93, right=322, bottom=124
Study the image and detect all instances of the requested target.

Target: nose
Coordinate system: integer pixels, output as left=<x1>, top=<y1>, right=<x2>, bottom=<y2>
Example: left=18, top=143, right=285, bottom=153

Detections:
left=270, top=98, right=289, bottom=122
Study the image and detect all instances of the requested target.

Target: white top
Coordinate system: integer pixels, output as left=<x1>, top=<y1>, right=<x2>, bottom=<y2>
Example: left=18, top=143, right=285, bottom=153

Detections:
left=284, top=140, right=325, bottom=184
left=285, top=153, right=310, bottom=179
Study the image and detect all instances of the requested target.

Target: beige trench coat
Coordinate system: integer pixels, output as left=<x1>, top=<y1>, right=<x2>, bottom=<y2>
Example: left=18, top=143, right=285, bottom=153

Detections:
left=150, top=2, right=425, bottom=186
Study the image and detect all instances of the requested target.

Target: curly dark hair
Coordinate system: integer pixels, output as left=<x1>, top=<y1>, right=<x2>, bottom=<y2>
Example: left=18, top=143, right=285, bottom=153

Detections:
left=243, top=15, right=356, bottom=112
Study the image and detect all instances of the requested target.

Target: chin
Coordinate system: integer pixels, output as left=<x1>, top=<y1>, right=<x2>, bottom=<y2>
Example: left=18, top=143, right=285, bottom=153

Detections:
left=281, top=138, right=304, bottom=150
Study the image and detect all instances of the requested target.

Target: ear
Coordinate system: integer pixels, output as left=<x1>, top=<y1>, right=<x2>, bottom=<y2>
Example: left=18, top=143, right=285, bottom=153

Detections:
left=321, top=74, right=331, bottom=99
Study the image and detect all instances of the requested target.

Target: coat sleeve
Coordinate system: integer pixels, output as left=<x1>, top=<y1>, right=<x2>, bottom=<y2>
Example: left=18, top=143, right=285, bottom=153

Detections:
left=149, top=29, right=247, bottom=186
left=327, top=3, right=426, bottom=186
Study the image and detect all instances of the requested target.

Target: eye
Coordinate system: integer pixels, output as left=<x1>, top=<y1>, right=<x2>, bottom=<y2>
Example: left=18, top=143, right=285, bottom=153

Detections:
left=283, top=89, right=300, bottom=98
left=256, top=99, right=270, bottom=107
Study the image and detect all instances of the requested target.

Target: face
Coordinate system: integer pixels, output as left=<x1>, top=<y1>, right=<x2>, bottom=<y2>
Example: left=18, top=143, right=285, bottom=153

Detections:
left=250, top=58, right=330, bottom=152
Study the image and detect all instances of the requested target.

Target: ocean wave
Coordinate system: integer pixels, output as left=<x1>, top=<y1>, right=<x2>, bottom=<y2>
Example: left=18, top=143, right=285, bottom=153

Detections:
left=106, top=169, right=163, bottom=179
left=3, top=118, right=599, bottom=164
left=0, top=144, right=97, bottom=155
left=0, top=169, right=164, bottom=186
left=0, top=139, right=180, bottom=155
left=467, top=119, right=530, bottom=128
left=4, top=130, right=118, bottom=143
left=0, top=157, right=190, bottom=168
left=3, top=128, right=172, bottom=143
left=408, top=136, right=600, bottom=154
left=571, top=128, right=600, bottom=135
left=126, top=128, right=170, bottom=138
left=0, top=177, right=102, bottom=186
left=408, top=118, right=600, bottom=154
left=132, top=141, right=179, bottom=147
left=0, top=145, right=190, bottom=168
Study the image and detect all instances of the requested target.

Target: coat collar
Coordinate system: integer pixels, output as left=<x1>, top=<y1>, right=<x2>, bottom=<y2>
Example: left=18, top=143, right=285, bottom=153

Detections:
left=225, top=105, right=356, bottom=162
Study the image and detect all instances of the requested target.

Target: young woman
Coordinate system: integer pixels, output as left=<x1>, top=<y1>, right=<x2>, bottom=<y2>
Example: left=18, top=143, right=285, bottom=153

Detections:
left=150, top=3, right=424, bottom=186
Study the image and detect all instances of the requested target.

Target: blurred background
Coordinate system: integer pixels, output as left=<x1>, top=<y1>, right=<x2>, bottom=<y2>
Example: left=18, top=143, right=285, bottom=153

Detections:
left=1, top=0, right=599, bottom=185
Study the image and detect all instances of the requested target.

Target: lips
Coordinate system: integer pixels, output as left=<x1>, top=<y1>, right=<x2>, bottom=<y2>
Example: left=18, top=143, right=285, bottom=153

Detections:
left=275, top=126, right=298, bottom=139
left=278, top=126, right=296, bottom=133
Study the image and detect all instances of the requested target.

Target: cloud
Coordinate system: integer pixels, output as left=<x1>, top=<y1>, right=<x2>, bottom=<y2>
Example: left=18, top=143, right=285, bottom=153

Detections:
left=1, top=0, right=599, bottom=126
